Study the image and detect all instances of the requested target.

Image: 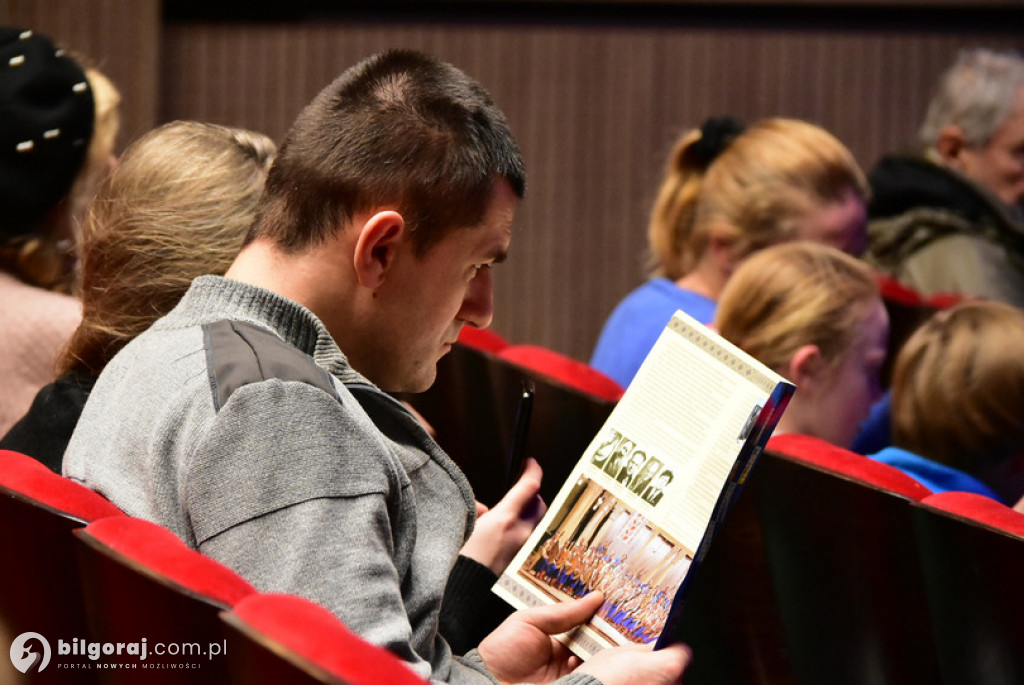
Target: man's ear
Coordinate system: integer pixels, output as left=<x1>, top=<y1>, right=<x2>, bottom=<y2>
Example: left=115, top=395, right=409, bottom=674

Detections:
left=352, top=210, right=406, bottom=288
left=935, top=125, right=968, bottom=169
left=788, top=344, right=824, bottom=390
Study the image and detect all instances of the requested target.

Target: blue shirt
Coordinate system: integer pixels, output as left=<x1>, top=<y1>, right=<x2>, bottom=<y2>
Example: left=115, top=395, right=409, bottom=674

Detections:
left=851, top=391, right=892, bottom=455
left=869, top=446, right=1003, bottom=501
left=591, top=278, right=717, bottom=388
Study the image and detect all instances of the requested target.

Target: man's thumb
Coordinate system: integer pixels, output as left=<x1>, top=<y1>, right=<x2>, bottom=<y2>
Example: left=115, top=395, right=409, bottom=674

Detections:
left=522, top=591, right=605, bottom=635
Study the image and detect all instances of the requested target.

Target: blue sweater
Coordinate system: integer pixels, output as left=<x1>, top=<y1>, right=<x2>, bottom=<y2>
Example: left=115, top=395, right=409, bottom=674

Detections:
left=591, top=278, right=716, bottom=388
left=869, top=446, right=1002, bottom=501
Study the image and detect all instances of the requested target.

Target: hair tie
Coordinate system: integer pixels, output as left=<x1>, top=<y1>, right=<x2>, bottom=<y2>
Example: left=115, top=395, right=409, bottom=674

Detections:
left=690, top=116, right=746, bottom=169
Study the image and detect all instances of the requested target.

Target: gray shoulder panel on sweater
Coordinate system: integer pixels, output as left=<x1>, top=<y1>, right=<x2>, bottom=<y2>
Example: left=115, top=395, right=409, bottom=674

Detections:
left=203, top=319, right=339, bottom=410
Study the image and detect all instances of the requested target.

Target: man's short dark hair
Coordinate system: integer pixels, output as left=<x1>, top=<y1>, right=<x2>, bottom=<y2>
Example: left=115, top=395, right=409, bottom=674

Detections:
left=249, top=49, right=526, bottom=254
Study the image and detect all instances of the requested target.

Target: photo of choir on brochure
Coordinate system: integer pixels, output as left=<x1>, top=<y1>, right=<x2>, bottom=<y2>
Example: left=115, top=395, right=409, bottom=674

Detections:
left=518, top=470, right=692, bottom=647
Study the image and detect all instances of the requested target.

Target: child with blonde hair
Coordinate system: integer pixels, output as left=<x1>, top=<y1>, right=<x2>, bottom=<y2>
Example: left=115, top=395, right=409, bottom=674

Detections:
left=874, top=301, right=1024, bottom=503
left=715, top=242, right=888, bottom=449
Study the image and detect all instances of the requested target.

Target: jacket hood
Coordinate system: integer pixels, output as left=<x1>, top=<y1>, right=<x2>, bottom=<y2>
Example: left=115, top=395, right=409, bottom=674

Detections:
left=869, top=154, right=1000, bottom=226
left=867, top=154, right=1024, bottom=262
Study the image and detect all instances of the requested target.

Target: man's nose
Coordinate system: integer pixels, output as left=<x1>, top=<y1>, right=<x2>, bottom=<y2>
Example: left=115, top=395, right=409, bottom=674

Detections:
left=460, top=268, right=494, bottom=330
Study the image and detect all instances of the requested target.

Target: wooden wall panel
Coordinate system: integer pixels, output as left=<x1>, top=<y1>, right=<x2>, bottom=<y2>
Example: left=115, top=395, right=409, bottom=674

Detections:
left=120, top=13, right=1024, bottom=361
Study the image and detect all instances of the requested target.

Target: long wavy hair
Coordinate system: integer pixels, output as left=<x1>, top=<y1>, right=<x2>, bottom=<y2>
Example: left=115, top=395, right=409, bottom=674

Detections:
left=59, top=121, right=276, bottom=375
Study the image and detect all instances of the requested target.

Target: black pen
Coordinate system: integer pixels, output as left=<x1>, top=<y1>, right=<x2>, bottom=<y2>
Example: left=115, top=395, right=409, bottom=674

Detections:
left=505, top=379, right=535, bottom=490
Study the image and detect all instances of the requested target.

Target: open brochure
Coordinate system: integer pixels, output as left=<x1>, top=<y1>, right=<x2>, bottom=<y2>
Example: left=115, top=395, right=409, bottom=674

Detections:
left=492, top=310, right=796, bottom=658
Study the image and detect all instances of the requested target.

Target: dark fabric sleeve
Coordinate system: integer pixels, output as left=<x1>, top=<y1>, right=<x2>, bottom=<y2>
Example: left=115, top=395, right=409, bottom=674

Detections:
left=439, top=555, right=514, bottom=656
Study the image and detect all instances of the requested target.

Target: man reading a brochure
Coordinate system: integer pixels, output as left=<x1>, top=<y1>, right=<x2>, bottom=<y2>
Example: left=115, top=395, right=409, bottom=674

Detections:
left=64, top=49, right=690, bottom=685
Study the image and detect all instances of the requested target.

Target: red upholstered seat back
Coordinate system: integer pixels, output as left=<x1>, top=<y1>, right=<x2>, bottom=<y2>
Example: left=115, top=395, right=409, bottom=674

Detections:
left=498, top=344, right=625, bottom=402
left=758, top=438, right=942, bottom=681
left=921, top=491, right=1024, bottom=538
left=78, top=516, right=256, bottom=606
left=74, top=517, right=256, bottom=681
left=0, top=448, right=124, bottom=521
left=876, top=273, right=925, bottom=306
left=457, top=326, right=509, bottom=353
left=224, top=593, right=427, bottom=685
left=0, top=451, right=125, bottom=681
left=767, top=433, right=932, bottom=500
left=876, top=273, right=964, bottom=309
left=912, top=490, right=1024, bottom=680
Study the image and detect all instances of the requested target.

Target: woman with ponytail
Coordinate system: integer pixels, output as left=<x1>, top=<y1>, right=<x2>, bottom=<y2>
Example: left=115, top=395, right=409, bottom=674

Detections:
left=591, top=117, right=870, bottom=388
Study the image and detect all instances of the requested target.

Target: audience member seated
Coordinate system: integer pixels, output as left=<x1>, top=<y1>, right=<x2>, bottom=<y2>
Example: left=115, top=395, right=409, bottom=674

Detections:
left=0, top=116, right=544, bottom=659
left=870, top=301, right=1024, bottom=504
left=865, top=48, right=1024, bottom=307
left=1, top=121, right=276, bottom=471
left=591, top=116, right=870, bottom=388
left=62, top=50, right=690, bottom=685
left=0, top=27, right=120, bottom=435
left=715, top=242, right=888, bottom=450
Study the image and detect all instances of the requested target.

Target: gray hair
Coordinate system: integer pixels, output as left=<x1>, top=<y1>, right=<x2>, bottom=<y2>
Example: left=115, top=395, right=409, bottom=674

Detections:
left=918, top=48, right=1024, bottom=150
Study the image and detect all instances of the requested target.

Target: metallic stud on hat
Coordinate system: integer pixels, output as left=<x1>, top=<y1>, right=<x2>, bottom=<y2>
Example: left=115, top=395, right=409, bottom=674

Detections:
left=16, top=140, right=35, bottom=152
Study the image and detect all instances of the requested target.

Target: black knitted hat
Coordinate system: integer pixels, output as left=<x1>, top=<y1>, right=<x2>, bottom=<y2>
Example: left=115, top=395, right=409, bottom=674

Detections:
left=0, top=27, right=95, bottom=236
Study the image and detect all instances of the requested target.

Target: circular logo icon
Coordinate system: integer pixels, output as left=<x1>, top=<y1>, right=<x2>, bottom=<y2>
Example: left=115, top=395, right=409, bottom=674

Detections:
left=10, top=632, right=51, bottom=673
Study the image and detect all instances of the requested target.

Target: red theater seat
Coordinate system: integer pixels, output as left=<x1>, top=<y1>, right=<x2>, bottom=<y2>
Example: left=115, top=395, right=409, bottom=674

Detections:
left=913, top=491, right=1024, bottom=682
left=758, top=438, right=941, bottom=683
left=766, top=433, right=932, bottom=500
left=403, top=337, right=618, bottom=508
left=876, top=273, right=925, bottom=306
left=457, top=326, right=509, bottom=353
left=0, top=449, right=124, bottom=683
left=0, top=448, right=124, bottom=521
left=498, top=344, right=625, bottom=402
left=920, top=491, right=1024, bottom=536
left=875, top=273, right=963, bottom=388
left=221, top=593, right=427, bottom=685
left=74, top=516, right=256, bottom=682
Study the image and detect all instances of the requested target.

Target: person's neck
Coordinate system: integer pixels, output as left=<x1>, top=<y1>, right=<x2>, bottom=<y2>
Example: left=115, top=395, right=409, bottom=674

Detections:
left=225, top=241, right=308, bottom=305
left=675, top=259, right=725, bottom=301
left=225, top=238, right=358, bottom=342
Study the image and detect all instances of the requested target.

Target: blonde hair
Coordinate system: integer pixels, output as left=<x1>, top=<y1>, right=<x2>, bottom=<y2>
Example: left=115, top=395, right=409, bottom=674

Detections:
left=648, top=118, right=868, bottom=280
left=891, top=301, right=1024, bottom=472
left=59, top=121, right=276, bottom=375
left=715, top=242, right=880, bottom=376
left=67, top=67, right=122, bottom=237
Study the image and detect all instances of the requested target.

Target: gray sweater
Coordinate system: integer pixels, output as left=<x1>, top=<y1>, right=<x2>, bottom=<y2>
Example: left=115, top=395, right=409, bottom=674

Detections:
left=64, top=276, right=602, bottom=685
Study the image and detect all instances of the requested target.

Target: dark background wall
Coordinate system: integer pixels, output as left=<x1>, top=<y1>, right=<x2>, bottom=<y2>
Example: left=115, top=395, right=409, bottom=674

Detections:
left=5, top=0, right=1024, bottom=362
